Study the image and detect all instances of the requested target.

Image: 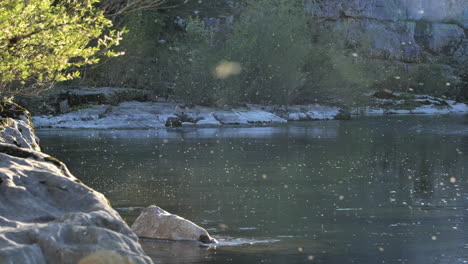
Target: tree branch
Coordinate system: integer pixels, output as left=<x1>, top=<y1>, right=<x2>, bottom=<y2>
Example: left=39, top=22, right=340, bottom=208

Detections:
left=100, top=0, right=189, bottom=17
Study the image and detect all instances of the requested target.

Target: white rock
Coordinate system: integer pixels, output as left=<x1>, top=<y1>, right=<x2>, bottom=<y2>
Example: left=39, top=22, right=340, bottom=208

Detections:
left=0, top=109, right=152, bottom=263
left=303, top=104, right=341, bottom=120
left=237, top=110, right=287, bottom=124
left=411, top=105, right=451, bottom=114
left=273, top=104, right=342, bottom=121
left=386, top=109, right=411, bottom=114
left=194, top=113, right=222, bottom=127
left=213, top=112, right=249, bottom=125
left=0, top=144, right=152, bottom=264
left=364, top=107, right=386, bottom=115
left=131, top=205, right=217, bottom=244
left=448, top=102, right=468, bottom=113
left=287, top=112, right=309, bottom=121
left=0, top=117, right=40, bottom=151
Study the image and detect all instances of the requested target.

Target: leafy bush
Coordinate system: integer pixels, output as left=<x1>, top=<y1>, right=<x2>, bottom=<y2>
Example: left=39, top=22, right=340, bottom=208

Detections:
left=410, top=64, right=458, bottom=96
left=0, top=0, right=122, bottom=96
left=172, top=0, right=312, bottom=106
left=218, top=0, right=311, bottom=105
left=80, top=10, right=168, bottom=90
left=172, top=16, right=219, bottom=105
left=172, top=0, right=389, bottom=107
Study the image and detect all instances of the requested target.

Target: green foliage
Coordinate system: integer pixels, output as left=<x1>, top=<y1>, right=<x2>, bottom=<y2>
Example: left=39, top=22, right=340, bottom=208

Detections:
left=172, top=16, right=218, bottom=105
left=373, top=63, right=457, bottom=97
left=173, top=0, right=312, bottom=106
left=220, top=0, right=311, bottom=105
left=302, top=26, right=378, bottom=106
left=80, top=10, right=175, bottom=95
left=0, top=0, right=123, bottom=96
left=172, top=0, right=390, bottom=107
left=410, top=64, right=456, bottom=96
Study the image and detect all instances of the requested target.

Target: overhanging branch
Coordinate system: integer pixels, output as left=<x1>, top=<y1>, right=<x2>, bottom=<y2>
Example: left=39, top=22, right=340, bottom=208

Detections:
left=100, top=0, right=189, bottom=17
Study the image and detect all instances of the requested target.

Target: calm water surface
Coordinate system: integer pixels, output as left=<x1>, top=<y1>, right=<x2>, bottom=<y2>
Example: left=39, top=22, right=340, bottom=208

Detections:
left=37, top=116, right=468, bottom=264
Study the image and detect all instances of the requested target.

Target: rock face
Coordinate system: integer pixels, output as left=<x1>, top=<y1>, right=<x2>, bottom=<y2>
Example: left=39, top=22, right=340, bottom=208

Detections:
left=131, top=205, right=217, bottom=244
left=307, top=0, right=467, bottom=90
left=0, top=103, right=152, bottom=264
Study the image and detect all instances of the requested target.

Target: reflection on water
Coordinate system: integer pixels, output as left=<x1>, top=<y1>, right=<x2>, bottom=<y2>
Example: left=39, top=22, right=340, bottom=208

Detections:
left=78, top=250, right=136, bottom=264
left=38, top=116, right=468, bottom=264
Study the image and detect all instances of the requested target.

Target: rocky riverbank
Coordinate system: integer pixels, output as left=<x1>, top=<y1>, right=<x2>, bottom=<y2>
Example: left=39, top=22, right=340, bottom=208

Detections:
left=0, top=102, right=152, bottom=263
left=30, top=88, right=468, bottom=130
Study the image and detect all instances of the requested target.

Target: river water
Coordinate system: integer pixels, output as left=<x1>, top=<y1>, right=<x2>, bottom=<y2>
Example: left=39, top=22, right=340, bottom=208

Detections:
left=37, top=116, right=468, bottom=264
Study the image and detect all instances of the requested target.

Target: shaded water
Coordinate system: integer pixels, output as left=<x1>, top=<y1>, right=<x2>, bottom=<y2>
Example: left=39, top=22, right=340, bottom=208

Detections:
left=38, top=116, right=468, bottom=264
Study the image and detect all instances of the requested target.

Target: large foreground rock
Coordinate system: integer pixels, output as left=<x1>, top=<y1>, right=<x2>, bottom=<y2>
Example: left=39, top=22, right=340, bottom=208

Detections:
left=0, top=144, right=152, bottom=263
left=0, top=103, right=152, bottom=263
left=131, top=205, right=217, bottom=244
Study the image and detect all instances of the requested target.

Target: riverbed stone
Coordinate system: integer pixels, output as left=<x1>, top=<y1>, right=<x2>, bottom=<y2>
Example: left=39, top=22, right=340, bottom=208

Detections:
left=131, top=205, right=217, bottom=244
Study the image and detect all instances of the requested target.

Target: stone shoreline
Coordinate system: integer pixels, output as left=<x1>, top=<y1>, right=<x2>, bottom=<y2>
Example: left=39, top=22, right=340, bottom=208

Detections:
left=32, top=97, right=468, bottom=130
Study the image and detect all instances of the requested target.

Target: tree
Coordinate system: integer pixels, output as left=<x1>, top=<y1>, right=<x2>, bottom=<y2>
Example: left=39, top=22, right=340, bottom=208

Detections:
left=0, top=0, right=123, bottom=97
left=99, top=0, right=188, bottom=17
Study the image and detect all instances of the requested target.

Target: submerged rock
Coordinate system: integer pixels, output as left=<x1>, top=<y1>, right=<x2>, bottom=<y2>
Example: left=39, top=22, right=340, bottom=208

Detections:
left=131, top=205, right=217, bottom=244
left=165, top=117, right=182, bottom=128
left=0, top=106, right=152, bottom=263
left=334, top=108, right=352, bottom=120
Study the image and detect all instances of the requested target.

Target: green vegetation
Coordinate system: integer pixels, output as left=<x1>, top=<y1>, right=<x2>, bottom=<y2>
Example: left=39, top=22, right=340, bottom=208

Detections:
left=171, top=0, right=384, bottom=106
left=170, top=0, right=400, bottom=105
left=0, top=0, right=123, bottom=96
left=81, top=10, right=169, bottom=91
left=2, top=0, right=463, bottom=107
left=215, top=0, right=311, bottom=105
left=302, top=26, right=381, bottom=107
left=410, top=64, right=457, bottom=96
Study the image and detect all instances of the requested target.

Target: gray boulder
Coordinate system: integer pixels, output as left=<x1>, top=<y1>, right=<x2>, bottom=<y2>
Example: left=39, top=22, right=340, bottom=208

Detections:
left=0, top=102, right=40, bottom=151
left=0, top=117, right=40, bottom=152
left=0, top=103, right=152, bottom=263
left=131, top=205, right=217, bottom=244
left=0, top=144, right=152, bottom=264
